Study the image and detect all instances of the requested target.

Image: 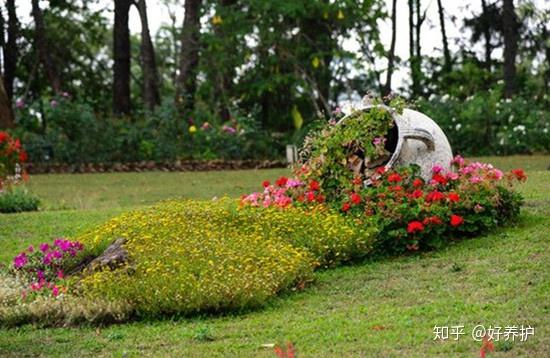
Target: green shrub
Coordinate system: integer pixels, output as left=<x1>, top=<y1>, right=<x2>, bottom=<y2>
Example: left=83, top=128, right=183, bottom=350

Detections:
left=0, top=186, right=40, bottom=213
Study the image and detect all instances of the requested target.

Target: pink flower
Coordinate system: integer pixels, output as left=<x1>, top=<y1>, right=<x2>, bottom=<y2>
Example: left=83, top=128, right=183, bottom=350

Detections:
left=470, top=176, right=482, bottom=184
left=50, top=100, right=58, bottom=108
left=446, top=172, right=459, bottom=180
left=451, top=155, right=465, bottom=167
left=373, top=137, right=386, bottom=146
left=52, top=286, right=59, bottom=297
left=13, top=253, right=27, bottom=269
left=15, top=98, right=25, bottom=109
left=57, top=270, right=64, bottom=279
left=40, top=243, right=50, bottom=253
left=27, top=245, right=34, bottom=253
left=222, top=125, right=236, bottom=134
left=432, top=165, right=444, bottom=174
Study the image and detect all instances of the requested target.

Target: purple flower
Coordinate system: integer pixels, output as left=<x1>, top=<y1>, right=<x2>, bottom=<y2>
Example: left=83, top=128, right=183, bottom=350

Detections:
left=52, top=250, right=63, bottom=259
left=50, top=100, right=59, bottom=108
left=37, top=270, right=45, bottom=280
left=27, top=245, right=34, bottom=253
left=13, top=253, right=28, bottom=269
left=61, top=92, right=70, bottom=98
left=40, top=243, right=50, bottom=253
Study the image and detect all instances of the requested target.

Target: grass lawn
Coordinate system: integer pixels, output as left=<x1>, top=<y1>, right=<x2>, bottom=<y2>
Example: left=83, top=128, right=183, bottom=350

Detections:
left=1, top=156, right=549, bottom=357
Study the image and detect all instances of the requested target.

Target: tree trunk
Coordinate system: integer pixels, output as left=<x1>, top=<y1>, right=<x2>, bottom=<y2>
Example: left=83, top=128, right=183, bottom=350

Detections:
left=502, top=0, right=518, bottom=98
left=436, top=0, right=451, bottom=73
left=175, top=0, right=202, bottom=115
left=214, top=0, right=236, bottom=122
left=408, top=0, right=419, bottom=96
left=3, top=0, right=18, bottom=101
left=113, top=0, right=132, bottom=115
left=0, top=74, right=14, bottom=129
left=481, top=0, right=492, bottom=70
left=31, top=0, right=62, bottom=94
left=135, top=0, right=160, bottom=111
left=383, top=0, right=397, bottom=96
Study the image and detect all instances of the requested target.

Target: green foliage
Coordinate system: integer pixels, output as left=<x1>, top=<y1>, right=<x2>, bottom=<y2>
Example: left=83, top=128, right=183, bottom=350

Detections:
left=0, top=186, right=40, bottom=214
left=14, top=98, right=281, bottom=164
left=416, top=87, right=550, bottom=155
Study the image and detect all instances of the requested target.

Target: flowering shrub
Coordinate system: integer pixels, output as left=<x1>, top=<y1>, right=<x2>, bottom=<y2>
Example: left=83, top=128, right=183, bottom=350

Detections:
left=0, top=131, right=28, bottom=191
left=11, top=239, right=84, bottom=299
left=242, top=156, right=525, bottom=255
left=347, top=157, right=525, bottom=253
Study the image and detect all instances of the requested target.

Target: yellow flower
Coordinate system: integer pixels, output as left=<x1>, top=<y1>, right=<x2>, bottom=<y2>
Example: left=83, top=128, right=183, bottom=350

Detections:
left=212, top=15, right=223, bottom=25
left=189, top=125, right=197, bottom=134
left=337, top=10, right=345, bottom=20
left=311, top=57, right=320, bottom=69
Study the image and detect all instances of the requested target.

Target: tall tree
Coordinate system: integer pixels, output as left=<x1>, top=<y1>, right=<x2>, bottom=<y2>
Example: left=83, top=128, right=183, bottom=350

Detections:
left=436, top=0, right=451, bottom=73
left=502, top=0, right=518, bottom=98
left=175, top=0, right=201, bottom=115
left=135, top=0, right=160, bottom=111
left=383, top=0, right=397, bottom=96
left=3, top=0, right=18, bottom=100
left=0, top=74, right=14, bottom=128
left=408, top=0, right=420, bottom=96
left=480, top=0, right=493, bottom=70
left=113, top=0, right=132, bottom=115
left=31, top=0, right=62, bottom=94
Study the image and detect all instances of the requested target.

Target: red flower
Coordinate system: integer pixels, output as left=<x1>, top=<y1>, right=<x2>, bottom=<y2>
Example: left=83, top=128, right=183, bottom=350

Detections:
left=262, top=180, right=271, bottom=188
left=387, top=173, right=402, bottom=183
left=511, top=168, right=527, bottom=182
left=413, top=178, right=423, bottom=187
left=19, top=151, right=28, bottom=163
left=350, top=192, right=361, bottom=205
left=447, top=192, right=460, bottom=202
left=341, top=202, right=351, bottom=212
left=410, top=189, right=423, bottom=199
left=426, top=190, right=445, bottom=202
left=376, top=166, right=387, bottom=175
left=352, top=177, right=362, bottom=185
left=423, top=216, right=442, bottom=225
left=432, top=173, right=448, bottom=185
left=309, top=180, right=320, bottom=191
left=316, top=194, right=325, bottom=203
left=450, top=214, right=464, bottom=227
left=306, top=191, right=316, bottom=202
left=296, top=195, right=305, bottom=202
left=407, top=221, right=425, bottom=234
left=0, top=131, right=8, bottom=143
left=275, top=176, right=288, bottom=187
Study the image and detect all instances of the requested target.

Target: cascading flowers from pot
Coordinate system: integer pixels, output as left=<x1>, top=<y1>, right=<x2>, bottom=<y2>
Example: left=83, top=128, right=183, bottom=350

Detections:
left=297, top=97, right=406, bottom=202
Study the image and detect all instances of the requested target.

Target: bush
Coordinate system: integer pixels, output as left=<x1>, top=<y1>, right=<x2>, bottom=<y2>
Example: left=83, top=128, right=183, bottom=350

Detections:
left=14, top=97, right=282, bottom=165
left=0, top=186, right=40, bottom=213
left=416, top=89, right=550, bottom=155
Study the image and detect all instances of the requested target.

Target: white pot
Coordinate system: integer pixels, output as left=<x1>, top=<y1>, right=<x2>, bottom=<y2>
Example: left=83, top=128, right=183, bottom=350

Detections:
left=338, top=105, right=453, bottom=180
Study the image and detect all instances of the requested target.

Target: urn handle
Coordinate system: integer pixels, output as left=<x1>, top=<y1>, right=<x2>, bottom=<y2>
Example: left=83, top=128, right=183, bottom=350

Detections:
left=403, top=128, right=435, bottom=151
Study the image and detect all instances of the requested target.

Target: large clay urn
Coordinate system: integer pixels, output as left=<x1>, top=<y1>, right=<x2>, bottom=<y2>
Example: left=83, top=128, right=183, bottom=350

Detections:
left=338, top=104, right=453, bottom=181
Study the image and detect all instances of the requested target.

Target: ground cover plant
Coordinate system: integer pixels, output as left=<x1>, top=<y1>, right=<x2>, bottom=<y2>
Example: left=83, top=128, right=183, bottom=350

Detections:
left=0, top=158, right=548, bottom=356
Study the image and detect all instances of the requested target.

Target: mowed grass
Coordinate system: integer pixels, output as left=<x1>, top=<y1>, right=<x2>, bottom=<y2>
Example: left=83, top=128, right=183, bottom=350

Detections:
left=1, top=156, right=549, bottom=357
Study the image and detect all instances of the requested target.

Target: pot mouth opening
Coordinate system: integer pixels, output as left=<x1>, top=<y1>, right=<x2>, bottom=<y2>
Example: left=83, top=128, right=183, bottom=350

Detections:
left=384, top=122, right=399, bottom=160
